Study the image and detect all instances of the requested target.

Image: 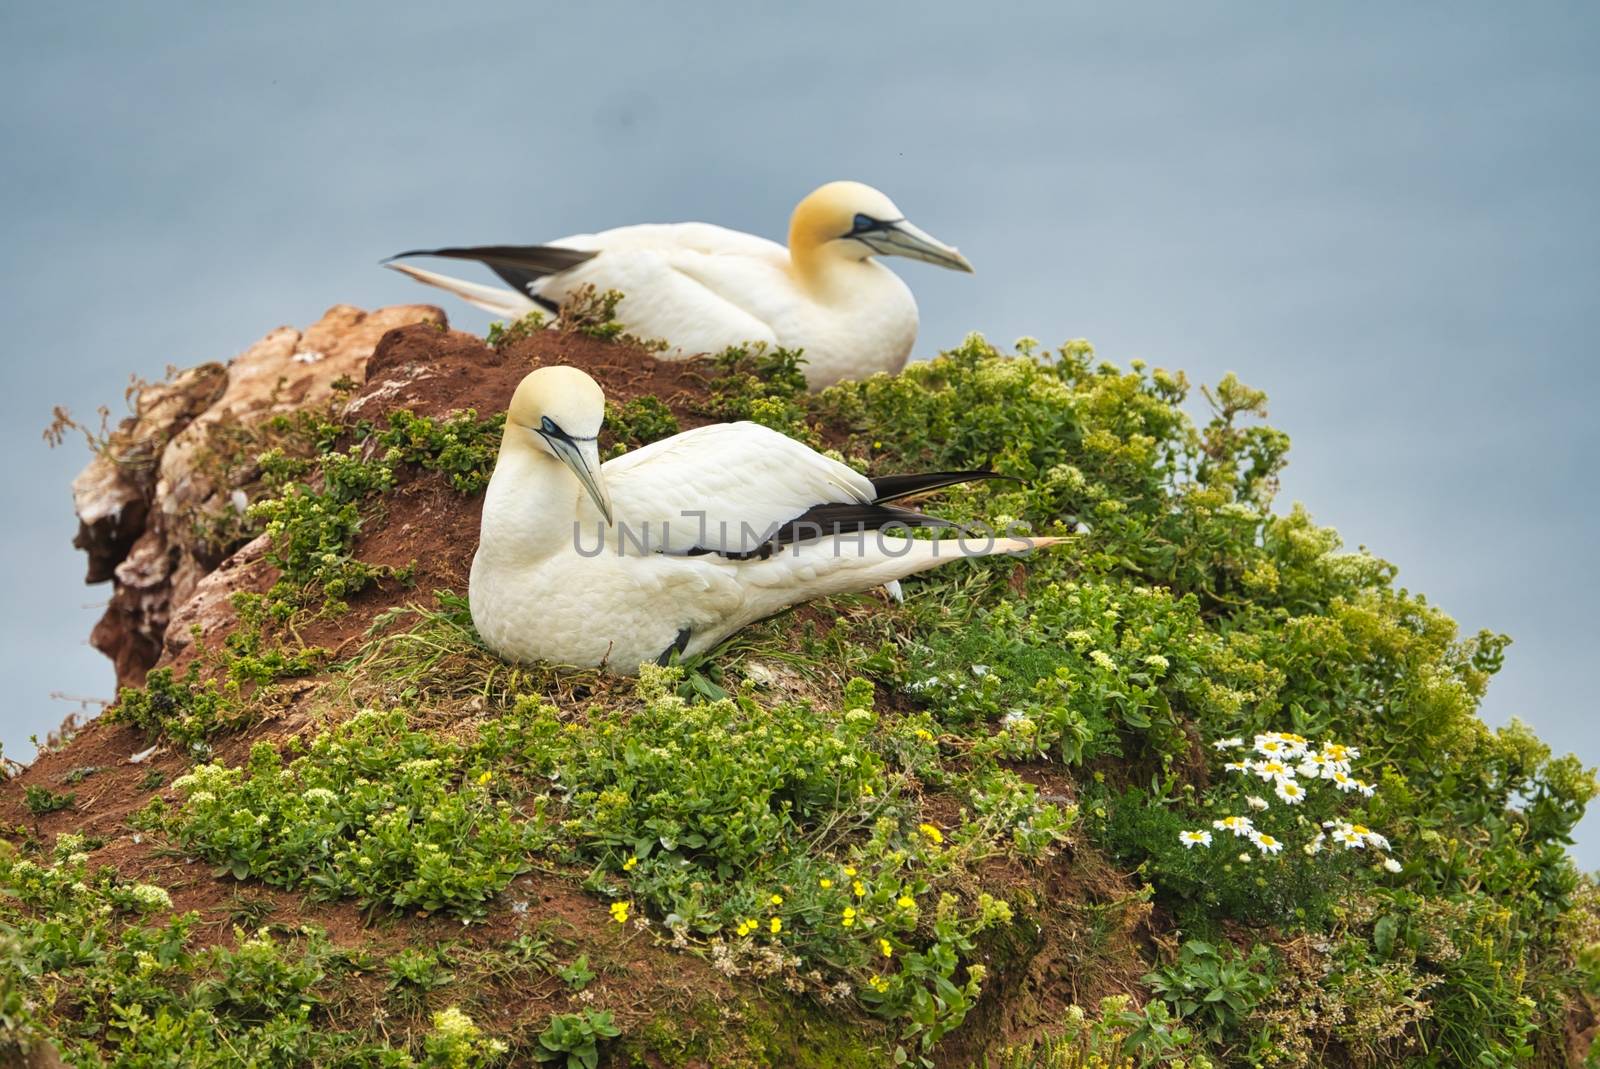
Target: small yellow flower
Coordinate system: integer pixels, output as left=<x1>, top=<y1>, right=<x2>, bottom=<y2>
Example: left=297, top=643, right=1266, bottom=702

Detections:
left=918, top=823, right=944, bottom=845
left=609, top=902, right=629, bottom=924
left=819, top=878, right=833, bottom=889
left=843, top=865, right=858, bottom=877
left=853, top=880, right=866, bottom=897
left=914, top=728, right=934, bottom=741
left=879, top=938, right=893, bottom=957
left=622, top=855, right=638, bottom=871
left=868, top=974, right=889, bottom=993
left=896, top=895, right=915, bottom=909
left=861, top=783, right=875, bottom=797
left=476, top=770, right=493, bottom=786
left=842, top=907, right=857, bottom=928
left=769, top=893, right=784, bottom=906
left=770, top=917, right=782, bottom=935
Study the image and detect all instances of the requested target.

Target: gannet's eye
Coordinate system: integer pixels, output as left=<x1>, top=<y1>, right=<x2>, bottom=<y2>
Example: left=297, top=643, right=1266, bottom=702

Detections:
left=849, top=213, right=880, bottom=236
left=539, top=416, right=563, bottom=438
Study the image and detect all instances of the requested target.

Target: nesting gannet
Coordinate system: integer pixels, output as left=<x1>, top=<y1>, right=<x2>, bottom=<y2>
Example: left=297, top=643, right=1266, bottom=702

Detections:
left=385, top=181, right=973, bottom=390
left=470, top=367, right=1059, bottom=673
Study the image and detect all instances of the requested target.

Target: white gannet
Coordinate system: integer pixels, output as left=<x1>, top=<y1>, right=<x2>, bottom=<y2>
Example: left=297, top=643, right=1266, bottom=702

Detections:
left=385, top=181, right=973, bottom=390
left=470, top=366, right=1059, bottom=673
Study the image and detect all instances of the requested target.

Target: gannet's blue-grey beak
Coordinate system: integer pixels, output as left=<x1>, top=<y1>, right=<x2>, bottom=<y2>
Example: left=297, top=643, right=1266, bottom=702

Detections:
left=540, top=428, right=613, bottom=525
left=854, top=218, right=974, bottom=273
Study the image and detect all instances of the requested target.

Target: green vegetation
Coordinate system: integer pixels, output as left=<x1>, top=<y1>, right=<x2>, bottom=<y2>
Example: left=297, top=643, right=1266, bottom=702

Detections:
left=485, top=310, right=549, bottom=349
left=603, top=396, right=679, bottom=457
left=22, top=786, right=73, bottom=815
left=6, top=331, right=1596, bottom=1067
left=369, top=409, right=505, bottom=494
left=0, top=843, right=507, bottom=1067
left=534, top=1009, right=620, bottom=1068
left=159, top=710, right=543, bottom=919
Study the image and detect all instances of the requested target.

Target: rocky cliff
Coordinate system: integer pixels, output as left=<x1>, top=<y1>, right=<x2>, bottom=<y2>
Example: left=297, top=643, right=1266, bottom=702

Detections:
left=71, top=304, right=446, bottom=685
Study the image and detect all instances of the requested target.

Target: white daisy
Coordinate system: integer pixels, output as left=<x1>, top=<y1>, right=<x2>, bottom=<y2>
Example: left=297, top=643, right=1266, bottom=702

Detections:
left=1246, top=795, right=1269, bottom=811
left=1331, top=826, right=1364, bottom=850
left=1250, top=832, right=1285, bottom=855
left=1223, top=760, right=1249, bottom=773
left=1179, top=830, right=1212, bottom=849
left=1212, top=736, right=1244, bottom=750
left=1253, top=735, right=1286, bottom=757
left=1252, top=759, right=1291, bottom=782
left=1327, top=770, right=1358, bottom=792
left=1355, top=779, right=1376, bottom=798
left=1213, top=815, right=1255, bottom=837
left=1274, top=780, right=1307, bottom=805
left=1352, top=825, right=1389, bottom=850
left=1320, top=742, right=1359, bottom=763
left=1382, top=858, right=1402, bottom=873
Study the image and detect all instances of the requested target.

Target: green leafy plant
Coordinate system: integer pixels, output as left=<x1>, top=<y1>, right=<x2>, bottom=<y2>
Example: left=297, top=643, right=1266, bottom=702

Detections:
left=162, top=710, right=544, bottom=919
left=556, top=953, right=594, bottom=992
left=1145, top=938, right=1273, bottom=1046
left=22, top=786, right=74, bottom=815
left=535, top=1009, right=620, bottom=1069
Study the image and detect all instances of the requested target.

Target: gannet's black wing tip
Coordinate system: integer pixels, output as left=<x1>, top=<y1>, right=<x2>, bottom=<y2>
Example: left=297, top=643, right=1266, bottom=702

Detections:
left=685, top=502, right=955, bottom=562
left=381, top=245, right=597, bottom=271
left=869, top=470, right=1019, bottom=504
left=380, top=245, right=598, bottom=297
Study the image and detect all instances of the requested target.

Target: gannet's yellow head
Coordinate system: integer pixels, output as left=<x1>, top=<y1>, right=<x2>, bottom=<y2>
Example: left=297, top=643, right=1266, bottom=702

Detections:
left=505, top=366, right=612, bottom=523
left=788, top=180, right=974, bottom=276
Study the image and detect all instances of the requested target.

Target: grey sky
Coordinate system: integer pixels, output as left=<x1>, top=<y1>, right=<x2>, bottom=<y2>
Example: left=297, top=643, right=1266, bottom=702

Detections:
left=2, top=3, right=1595, bottom=865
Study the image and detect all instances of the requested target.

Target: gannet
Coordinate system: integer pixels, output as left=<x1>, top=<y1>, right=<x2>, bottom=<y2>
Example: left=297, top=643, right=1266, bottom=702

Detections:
left=470, top=367, right=1059, bottom=673
left=385, top=181, right=973, bottom=390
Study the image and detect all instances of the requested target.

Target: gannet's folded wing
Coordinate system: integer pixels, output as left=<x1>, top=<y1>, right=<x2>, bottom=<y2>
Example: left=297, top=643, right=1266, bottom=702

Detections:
left=594, top=423, right=880, bottom=556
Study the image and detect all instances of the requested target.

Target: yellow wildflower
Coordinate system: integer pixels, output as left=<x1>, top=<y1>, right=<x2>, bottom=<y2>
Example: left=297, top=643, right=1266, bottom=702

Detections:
left=769, top=893, right=784, bottom=906
left=819, top=878, right=833, bottom=889
left=622, top=855, right=638, bottom=871
left=843, top=865, right=858, bottom=877
left=897, top=895, right=915, bottom=909
left=770, top=917, right=782, bottom=935
left=476, top=770, right=493, bottom=786
left=842, top=907, right=857, bottom=928
left=868, top=974, right=889, bottom=993
left=879, top=938, right=893, bottom=957
left=609, top=902, right=629, bottom=924
left=918, top=823, right=944, bottom=845
left=853, top=880, right=866, bottom=897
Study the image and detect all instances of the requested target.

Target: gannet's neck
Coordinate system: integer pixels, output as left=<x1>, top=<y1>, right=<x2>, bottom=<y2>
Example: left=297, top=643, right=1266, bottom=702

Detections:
left=787, top=240, right=883, bottom=302
left=477, top=432, right=588, bottom=566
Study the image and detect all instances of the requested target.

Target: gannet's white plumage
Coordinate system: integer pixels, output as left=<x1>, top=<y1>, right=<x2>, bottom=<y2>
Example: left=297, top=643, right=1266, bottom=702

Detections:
left=469, top=366, right=1058, bottom=673
left=387, top=181, right=973, bottom=390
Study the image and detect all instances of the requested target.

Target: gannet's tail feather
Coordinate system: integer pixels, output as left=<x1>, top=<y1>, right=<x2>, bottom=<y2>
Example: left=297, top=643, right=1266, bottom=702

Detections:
left=391, top=243, right=598, bottom=277
left=859, top=536, right=1066, bottom=590
left=870, top=470, right=1017, bottom=503
left=388, top=244, right=598, bottom=305
left=384, top=261, right=542, bottom=318
left=738, top=535, right=1067, bottom=629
